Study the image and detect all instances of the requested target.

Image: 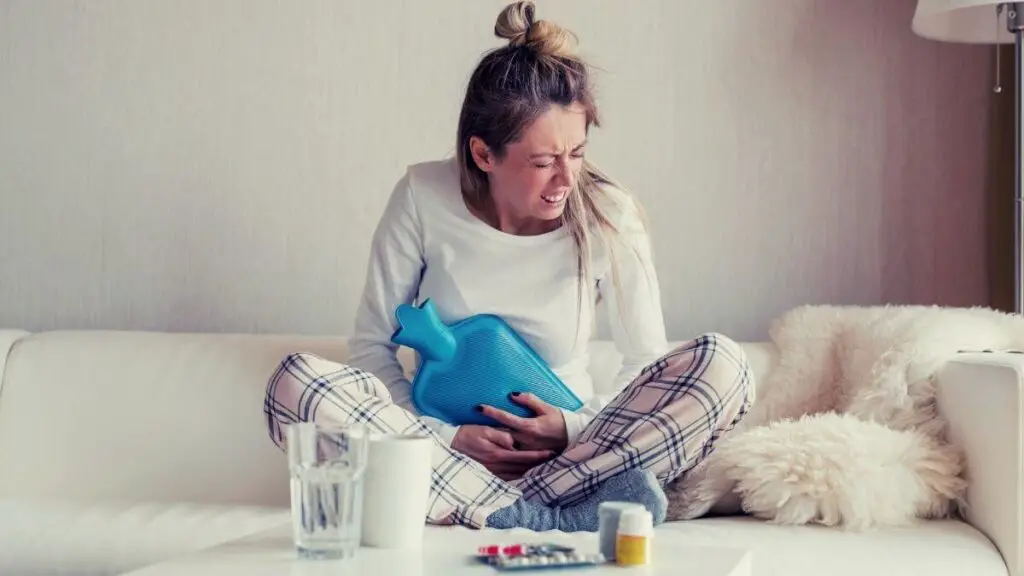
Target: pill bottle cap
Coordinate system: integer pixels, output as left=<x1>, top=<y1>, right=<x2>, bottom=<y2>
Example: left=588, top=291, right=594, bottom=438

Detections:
left=617, top=507, right=653, bottom=537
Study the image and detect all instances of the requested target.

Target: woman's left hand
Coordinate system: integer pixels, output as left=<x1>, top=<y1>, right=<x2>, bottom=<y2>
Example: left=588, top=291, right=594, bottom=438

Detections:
left=478, top=393, right=569, bottom=454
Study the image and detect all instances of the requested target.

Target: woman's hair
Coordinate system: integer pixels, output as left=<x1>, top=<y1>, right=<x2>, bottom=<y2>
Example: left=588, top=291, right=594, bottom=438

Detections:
left=456, top=1, right=633, bottom=333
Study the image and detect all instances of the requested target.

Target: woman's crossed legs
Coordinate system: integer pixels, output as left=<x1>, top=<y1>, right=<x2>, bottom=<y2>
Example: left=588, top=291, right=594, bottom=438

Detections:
left=264, top=333, right=753, bottom=530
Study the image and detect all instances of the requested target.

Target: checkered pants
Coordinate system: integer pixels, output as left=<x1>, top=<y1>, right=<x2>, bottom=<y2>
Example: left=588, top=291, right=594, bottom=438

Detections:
left=264, top=333, right=754, bottom=529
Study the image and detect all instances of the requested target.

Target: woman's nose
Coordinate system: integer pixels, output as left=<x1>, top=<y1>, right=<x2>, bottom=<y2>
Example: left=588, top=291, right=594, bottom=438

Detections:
left=554, top=157, right=573, bottom=188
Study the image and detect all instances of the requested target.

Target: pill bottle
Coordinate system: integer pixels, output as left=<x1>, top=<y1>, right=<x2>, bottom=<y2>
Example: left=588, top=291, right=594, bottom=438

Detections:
left=615, top=507, right=653, bottom=567
left=598, top=502, right=642, bottom=561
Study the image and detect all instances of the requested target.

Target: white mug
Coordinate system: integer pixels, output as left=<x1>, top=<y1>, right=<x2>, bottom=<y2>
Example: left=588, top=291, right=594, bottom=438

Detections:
left=360, top=432, right=433, bottom=549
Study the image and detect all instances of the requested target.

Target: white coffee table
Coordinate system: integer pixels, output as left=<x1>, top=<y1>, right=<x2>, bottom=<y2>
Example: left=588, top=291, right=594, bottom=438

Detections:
left=120, top=523, right=752, bottom=576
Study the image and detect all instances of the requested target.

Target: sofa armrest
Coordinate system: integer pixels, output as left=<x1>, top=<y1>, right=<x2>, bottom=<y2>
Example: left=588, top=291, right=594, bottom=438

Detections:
left=937, top=352, right=1023, bottom=576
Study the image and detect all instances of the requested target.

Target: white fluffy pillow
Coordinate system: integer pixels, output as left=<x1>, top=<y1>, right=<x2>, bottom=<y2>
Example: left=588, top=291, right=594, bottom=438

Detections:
left=670, top=412, right=967, bottom=530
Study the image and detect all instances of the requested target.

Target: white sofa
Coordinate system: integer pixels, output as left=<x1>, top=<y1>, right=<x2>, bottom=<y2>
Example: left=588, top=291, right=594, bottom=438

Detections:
left=0, top=328, right=1017, bottom=576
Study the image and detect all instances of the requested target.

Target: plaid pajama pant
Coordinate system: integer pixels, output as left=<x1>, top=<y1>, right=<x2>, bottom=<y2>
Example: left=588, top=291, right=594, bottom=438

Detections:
left=264, top=332, right=754, bottom=529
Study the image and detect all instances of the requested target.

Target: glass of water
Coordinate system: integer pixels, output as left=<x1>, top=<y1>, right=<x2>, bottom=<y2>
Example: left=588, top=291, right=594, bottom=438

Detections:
left=285, top=422, right=369, bottom=560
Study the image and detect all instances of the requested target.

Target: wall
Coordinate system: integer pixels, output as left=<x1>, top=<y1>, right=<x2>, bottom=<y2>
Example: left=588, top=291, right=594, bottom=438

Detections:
left=0, top=0, right=993, bottom=342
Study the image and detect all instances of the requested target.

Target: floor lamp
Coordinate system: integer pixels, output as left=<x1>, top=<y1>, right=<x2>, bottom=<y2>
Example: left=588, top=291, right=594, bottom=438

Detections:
left=913, top=1, right=1023, bottom=313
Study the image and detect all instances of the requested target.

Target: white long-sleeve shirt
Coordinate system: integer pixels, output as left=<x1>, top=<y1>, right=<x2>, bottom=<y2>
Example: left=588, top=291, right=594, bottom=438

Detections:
left=346, top=158, right=669, bottom=446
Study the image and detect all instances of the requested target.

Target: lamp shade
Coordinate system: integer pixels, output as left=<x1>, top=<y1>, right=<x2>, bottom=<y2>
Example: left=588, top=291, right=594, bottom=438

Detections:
left=913, top=0, right=1014, bottom=43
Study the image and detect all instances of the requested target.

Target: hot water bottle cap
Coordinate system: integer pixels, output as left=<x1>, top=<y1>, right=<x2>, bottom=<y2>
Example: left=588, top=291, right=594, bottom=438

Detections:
left=391, top=299, right=583, bottom=426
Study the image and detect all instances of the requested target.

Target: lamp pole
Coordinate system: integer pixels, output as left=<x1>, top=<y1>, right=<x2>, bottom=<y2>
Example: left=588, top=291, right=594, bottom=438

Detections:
left=1007, top=3, right=1024, bottom=314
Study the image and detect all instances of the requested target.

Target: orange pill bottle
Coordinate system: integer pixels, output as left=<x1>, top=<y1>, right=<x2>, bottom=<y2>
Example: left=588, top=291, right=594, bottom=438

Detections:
left=615, top=507, right=653, bottom=567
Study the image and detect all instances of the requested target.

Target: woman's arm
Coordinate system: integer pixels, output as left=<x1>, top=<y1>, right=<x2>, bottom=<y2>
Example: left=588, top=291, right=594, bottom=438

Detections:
left=346, top=173, right=461, bottom=444
left=560, top=191, right=670, bottom=445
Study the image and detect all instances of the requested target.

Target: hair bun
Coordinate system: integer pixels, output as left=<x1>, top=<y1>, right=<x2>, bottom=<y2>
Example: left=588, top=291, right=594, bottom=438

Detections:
left=494, top=1, right=534, bottom=44
left=494, top=1, right=577, bottom=59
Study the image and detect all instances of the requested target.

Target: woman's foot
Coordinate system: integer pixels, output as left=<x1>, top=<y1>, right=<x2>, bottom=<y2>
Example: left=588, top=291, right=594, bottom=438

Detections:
left=485, top=468, right=668, bottom=532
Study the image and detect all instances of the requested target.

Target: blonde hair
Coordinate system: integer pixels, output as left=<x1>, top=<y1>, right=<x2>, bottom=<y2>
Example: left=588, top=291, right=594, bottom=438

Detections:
left=456, top=1, right=637, bottom=337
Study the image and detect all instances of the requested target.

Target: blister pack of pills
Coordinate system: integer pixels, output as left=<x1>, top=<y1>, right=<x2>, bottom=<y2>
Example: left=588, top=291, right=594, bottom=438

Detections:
left=475, top=543, right=606, bottom=571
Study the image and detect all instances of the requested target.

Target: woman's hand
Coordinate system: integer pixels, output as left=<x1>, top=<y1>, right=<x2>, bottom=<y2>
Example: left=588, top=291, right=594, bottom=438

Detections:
left=478, top=393, right=569, bottom=454
left=450, top=424, right=554, bottom=481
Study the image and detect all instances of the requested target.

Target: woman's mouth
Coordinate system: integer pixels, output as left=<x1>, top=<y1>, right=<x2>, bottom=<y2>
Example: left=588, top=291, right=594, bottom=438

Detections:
left=541, top=190, right=568, bottom=205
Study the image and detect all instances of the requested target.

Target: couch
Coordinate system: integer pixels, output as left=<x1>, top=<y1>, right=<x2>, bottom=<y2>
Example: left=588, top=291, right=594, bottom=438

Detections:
left=0, top=328, right=1017, bottom=575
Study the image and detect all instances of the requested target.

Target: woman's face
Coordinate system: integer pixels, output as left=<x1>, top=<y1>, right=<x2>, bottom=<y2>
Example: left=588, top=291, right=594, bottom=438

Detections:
left=470, top=103, right=588, bottom=235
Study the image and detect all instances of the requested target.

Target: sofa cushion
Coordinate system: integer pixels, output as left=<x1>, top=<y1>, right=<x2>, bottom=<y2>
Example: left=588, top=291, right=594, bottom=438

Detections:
left=2, top=500, right=999, bottom=576
left=654, top=516, right=1007, bottom=576
left=0, top=499, right=290, bottom=576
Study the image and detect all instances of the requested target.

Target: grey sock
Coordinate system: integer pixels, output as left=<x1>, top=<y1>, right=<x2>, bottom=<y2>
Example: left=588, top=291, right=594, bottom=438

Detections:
left=485, top=468, right=668, bottom=532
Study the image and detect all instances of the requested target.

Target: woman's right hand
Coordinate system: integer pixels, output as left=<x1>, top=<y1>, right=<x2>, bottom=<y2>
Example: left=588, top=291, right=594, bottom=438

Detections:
left=450, top=424, right=554, bottom=481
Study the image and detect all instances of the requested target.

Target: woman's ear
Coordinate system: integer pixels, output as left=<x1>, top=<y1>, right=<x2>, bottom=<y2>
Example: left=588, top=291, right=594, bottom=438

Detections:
left=469, top=136, right=496, bottom=173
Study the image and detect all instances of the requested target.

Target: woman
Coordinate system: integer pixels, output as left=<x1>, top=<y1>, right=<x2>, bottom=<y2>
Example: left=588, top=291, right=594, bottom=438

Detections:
left=265, top=1, right=754, bottom=532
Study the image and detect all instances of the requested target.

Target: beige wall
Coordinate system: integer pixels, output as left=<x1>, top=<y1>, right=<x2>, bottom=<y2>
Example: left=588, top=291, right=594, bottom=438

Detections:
left=0, top=0, right=993, bottom=341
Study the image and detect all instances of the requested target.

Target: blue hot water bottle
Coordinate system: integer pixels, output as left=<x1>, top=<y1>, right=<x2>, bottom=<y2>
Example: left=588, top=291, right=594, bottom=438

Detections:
left=390, top=299, right=583, bottom=426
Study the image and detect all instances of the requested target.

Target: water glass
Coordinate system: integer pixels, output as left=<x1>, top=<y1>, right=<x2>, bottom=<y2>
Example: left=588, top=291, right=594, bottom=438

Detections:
left=285, top=422, right=369, bottom=560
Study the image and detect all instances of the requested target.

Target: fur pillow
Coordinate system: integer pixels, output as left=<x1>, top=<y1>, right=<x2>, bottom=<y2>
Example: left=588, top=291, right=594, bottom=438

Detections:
left=671, top=412, right=967, bottom=530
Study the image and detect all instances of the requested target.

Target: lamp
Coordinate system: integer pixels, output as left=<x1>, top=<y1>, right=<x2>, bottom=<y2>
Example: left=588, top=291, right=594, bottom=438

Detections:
left=913, top=1, right=1022, bottom=313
